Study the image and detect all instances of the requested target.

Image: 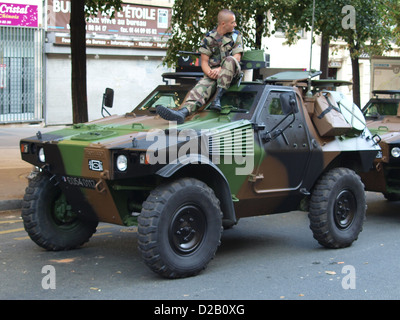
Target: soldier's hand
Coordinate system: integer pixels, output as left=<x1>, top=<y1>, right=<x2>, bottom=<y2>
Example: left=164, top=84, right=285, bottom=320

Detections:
left=208, top=67, right=221, bottom=80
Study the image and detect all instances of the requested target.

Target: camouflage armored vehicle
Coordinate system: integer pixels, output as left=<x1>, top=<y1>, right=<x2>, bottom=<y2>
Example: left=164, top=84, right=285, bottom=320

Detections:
left=360, top=90, right=400, bottom=201
left=20, top=68, right=380, bottom=278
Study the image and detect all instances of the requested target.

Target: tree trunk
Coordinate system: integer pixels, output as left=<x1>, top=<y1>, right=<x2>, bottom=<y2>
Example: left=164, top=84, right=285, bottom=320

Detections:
left=253, top=12, right=264, bottom=80
left=70, top=0, right=88, bottom=124
left=350, top=47, right=361, bottom=108
left=320, top=34, right=329, bottom=79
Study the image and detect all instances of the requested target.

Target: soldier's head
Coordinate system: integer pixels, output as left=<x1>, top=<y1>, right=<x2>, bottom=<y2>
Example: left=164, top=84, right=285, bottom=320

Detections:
left=217, top=9, right=237, bottom=34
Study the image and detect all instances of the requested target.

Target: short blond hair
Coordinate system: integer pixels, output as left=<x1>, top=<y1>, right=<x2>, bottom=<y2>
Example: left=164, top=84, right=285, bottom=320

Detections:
left=218, top=9, right=235, bottom=24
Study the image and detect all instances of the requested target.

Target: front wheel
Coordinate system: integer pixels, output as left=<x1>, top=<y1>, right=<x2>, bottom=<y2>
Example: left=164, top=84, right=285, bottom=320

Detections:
left=309, top=168, right=365, bottom=249
left=138, top=178, right=223, bottom=278
left=22, top=173, right=98, bottom=251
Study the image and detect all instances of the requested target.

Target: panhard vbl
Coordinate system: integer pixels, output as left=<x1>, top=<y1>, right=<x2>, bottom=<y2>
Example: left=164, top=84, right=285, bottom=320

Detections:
left=20, top=52, right=380, bottom=278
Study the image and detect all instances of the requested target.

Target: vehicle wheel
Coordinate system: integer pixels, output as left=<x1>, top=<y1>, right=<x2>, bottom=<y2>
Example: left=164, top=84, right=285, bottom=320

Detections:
left=22, top=173, right=98, bottom=251
left=309, top=168, right=365, bottom=249
left=138, top=178, right=223, bottom=278
left=383, top=192, right=400, bottom=202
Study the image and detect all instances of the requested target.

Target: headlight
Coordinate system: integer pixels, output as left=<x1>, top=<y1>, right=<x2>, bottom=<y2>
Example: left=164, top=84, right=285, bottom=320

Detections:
left=391, top=147, right=400, bottom=158
left=116, top=155, right=128, bottom=171
left=38, top=148, right=46, bottom=163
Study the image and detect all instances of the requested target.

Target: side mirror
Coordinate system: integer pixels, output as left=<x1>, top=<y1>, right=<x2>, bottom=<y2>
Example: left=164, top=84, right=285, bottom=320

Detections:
left=104, top=88, right=114, bottom=108
left=101, top=88, right=114, bottom=117
left=280, top=92, right=298, bottom=115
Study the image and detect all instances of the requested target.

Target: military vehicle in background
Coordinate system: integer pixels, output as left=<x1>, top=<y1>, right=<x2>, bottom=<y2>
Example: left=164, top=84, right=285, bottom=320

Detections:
left=360, top=90, right=400, bottom=201
left=19, top=52, right=380, bottom=278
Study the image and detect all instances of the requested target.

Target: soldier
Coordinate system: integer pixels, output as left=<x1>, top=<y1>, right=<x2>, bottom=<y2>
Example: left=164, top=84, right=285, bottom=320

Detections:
left=156, top=9, right=244, bottom=124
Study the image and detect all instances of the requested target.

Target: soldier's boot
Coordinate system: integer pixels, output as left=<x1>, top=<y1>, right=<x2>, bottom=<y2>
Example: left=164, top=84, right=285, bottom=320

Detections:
left=155, top=105, right=190, bottom=124
left=209, top=87, right=227, bottom=111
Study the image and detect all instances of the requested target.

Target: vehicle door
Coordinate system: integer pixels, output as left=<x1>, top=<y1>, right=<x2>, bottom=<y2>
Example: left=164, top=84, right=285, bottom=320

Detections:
left=252, top=89, right=311, bottom=193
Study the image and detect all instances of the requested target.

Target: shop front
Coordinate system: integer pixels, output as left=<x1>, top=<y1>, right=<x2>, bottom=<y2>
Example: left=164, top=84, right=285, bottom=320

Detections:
left=0, top=1, right=43, bottom=123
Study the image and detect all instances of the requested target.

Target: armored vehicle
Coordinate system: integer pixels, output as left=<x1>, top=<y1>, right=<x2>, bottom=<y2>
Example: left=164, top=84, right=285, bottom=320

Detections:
left=360, top=90, right=400, bottom=201
left=20, top=66, right=380, bottom=278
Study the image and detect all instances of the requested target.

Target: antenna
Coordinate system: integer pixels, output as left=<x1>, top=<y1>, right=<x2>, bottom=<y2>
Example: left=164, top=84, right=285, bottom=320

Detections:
left=307, top=0, right=316, bottom=97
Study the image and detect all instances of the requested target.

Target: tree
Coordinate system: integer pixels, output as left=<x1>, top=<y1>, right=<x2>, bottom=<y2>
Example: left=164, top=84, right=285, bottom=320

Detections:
left=163, top=0, right=292, bottom=68
left=270, top=0, right=395, bottom=107
left=384, top=0, right=400, bottom=46
left=70, top=0, right=87, bottom=124
left=70, top=0, right=122, bottom=124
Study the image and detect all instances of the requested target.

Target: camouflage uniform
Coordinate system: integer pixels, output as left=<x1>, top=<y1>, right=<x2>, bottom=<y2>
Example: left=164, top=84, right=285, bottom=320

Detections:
left=182, top=29, right=244, bottom=113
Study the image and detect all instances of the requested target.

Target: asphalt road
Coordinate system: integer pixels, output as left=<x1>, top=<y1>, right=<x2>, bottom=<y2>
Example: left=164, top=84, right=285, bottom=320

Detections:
left=0, top=191, right=399, bottom=302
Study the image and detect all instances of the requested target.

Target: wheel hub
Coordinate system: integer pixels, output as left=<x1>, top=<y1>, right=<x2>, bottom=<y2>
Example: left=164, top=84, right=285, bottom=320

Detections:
left=53, top=193, right=78, bottom=225
left=334, top=190, right=356, bottom=229
left=169, top=205, right=206, bottom=255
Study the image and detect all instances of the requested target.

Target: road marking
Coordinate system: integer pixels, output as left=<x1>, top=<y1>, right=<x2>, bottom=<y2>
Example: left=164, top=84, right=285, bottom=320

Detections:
left=14, top=232, right=114, bottom=241
left=93, top=232, right=112, bottom=237
left=97, top=225, right=112, bottom=230
left=0, top=227, right=25, bottom=235
left=0, top=220, right=22, bottom=224
left=14, top=236, right=30, bottom=241
left=2, top=223, right=130, bottom=240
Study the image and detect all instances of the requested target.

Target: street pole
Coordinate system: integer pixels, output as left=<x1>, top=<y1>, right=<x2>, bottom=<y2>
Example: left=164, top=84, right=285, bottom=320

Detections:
left=307, top=0, right=316, bottom=97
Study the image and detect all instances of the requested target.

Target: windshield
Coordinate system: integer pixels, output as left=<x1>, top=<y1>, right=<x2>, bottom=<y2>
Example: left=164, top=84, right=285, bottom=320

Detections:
left=216, top=90, right=258, bottom=114
left=363, top=101, right=400, bottom=117
left=138, top=90, right=189, bottom=111
left=136, top=85, right=261, bottom=117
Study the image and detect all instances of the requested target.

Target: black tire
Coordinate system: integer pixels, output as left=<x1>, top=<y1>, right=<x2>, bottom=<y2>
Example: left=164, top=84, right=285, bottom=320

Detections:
left=309, top=168, right=365, bottom=249
left=383, top=192, right=400, bottom=202
left=22, top=173, right=98, bottom=251
left=138, top=178, right=223, bottom=278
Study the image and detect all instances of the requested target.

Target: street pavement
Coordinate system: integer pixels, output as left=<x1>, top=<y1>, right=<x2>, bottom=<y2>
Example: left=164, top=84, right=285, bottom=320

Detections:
left=0, top=124, right=64, bottom=211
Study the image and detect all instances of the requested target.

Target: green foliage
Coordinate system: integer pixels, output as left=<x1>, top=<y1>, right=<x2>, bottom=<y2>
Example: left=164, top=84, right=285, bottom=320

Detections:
left=84, top=0, right=123, bottom=17
left=164, top=0, right=398, bottom=67
left=269, top=0, right=395, bottom=59
left=385, top=0, right=400, bottom=46
left=164, top=0, right=280, bottom=67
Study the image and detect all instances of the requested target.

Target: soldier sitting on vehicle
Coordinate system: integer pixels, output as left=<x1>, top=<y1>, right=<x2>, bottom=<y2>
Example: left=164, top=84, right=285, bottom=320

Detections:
left=156, top=9, right=244, bottom=124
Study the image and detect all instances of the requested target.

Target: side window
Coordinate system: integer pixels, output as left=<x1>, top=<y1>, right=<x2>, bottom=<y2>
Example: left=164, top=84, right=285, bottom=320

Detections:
left=263, top=91, right=297, bottom=117
left=268, top=97, right=284, bottom=115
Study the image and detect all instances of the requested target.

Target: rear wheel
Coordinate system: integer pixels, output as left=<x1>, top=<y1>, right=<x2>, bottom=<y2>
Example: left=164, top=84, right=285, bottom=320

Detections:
left=138, top=178, right=223, bottom=278
left=22, top=173, right=98, bottom=251
left=309, top=168, right=365, bottom=248
left=383, top=192, right=400, bottom=202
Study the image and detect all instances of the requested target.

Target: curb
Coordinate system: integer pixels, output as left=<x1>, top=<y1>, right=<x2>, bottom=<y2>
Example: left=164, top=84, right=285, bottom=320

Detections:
left=0, top=199, right=23, bottom=211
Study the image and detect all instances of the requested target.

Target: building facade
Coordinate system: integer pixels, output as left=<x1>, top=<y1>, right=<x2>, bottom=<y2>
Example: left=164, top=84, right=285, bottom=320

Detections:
left=264, top=29, right=400, bottom=108
left=0, top=0, right=44, bottom=123
left=45, top=0, right=173, bottom=125
left=0, top=0, right=173, bottom=125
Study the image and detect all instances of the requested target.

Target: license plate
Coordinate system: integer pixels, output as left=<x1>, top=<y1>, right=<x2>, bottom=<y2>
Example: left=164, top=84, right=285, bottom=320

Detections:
left=61, top=176, right=97, bottom=189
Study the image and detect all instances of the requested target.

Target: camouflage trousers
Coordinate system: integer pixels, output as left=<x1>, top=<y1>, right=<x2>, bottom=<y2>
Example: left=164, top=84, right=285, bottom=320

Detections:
left=181, top=56, right=241, bottom=113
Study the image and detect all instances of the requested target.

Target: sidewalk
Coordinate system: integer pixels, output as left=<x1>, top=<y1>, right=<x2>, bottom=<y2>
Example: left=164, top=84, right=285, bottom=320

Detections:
left=0, top=124, right=63, bottom=211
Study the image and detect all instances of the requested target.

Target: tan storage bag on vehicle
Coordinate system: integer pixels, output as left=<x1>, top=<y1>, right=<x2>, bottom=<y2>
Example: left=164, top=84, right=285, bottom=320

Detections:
left=312, top=92, right=352, bottom=136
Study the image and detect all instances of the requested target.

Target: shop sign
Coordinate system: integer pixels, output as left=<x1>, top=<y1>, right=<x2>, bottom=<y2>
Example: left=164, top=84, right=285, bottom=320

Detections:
left=0, top=2, right=38, bottom=27
left=55, top=35, right=168, bottom=49
left=47, top=0, right=171, bottom=44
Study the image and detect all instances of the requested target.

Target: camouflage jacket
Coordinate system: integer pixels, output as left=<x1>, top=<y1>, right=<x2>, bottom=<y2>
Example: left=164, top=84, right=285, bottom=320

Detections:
left=199, top=29, right=244, bottom=68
